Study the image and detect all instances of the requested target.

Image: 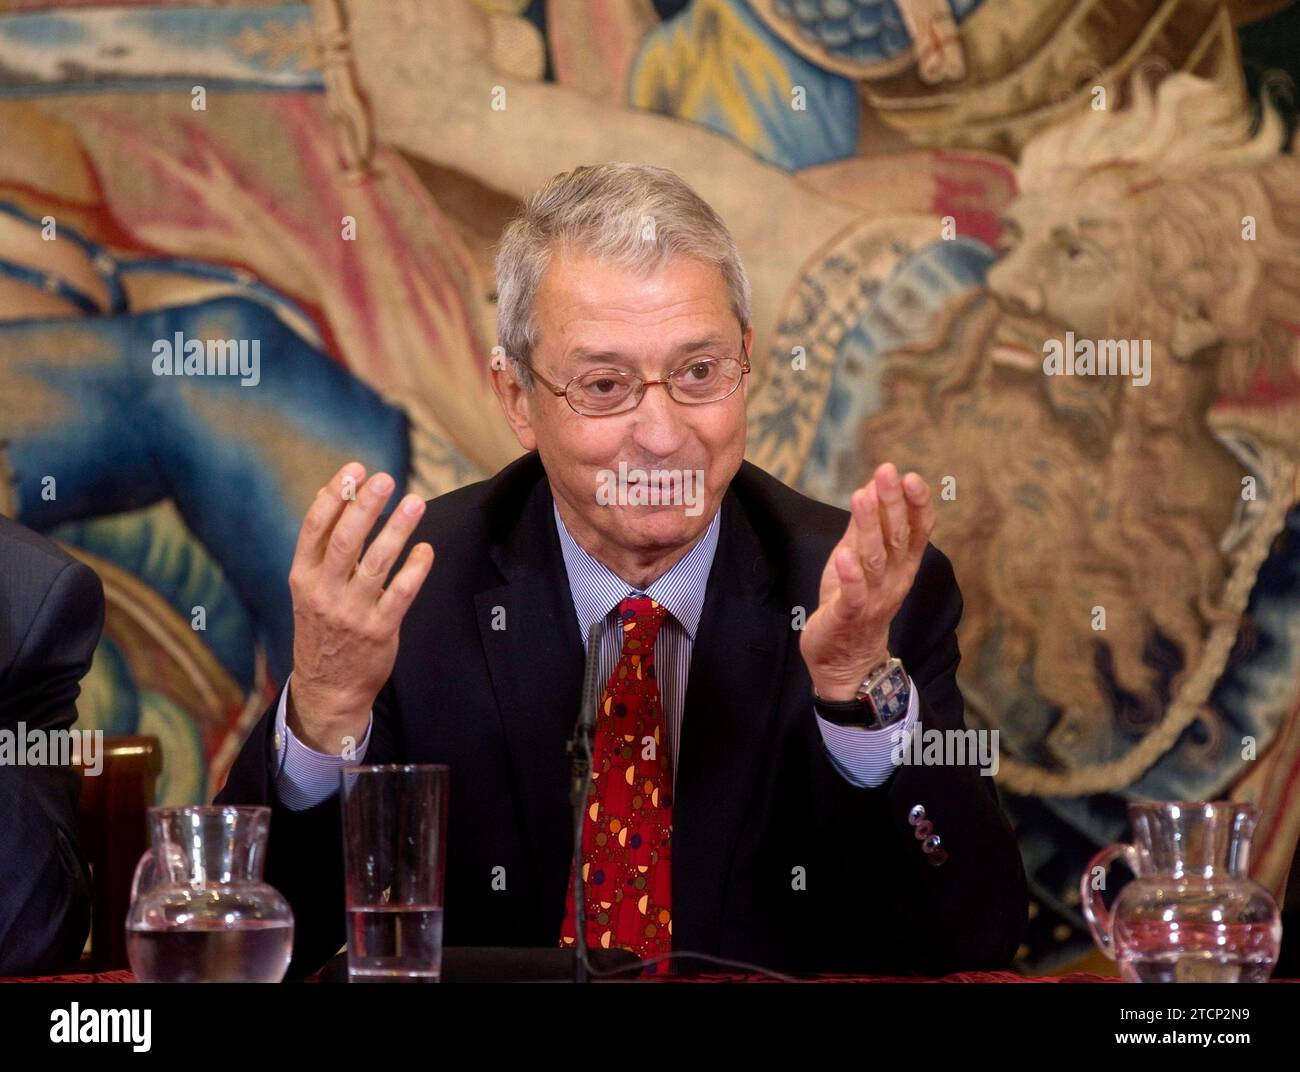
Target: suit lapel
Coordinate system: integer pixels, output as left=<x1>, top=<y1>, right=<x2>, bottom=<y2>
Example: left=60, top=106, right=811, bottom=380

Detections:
left=474, top=467, right=585, bottom=909
left=673, top=484, right=789, bottom=955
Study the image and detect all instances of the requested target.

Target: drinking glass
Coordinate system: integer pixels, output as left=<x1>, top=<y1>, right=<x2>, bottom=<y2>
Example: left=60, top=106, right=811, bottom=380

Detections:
left=341, top=764, right=449, bottom=982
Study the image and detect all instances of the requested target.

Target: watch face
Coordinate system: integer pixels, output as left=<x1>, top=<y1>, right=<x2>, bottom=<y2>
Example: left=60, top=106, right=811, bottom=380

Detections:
left=868, top=662, right=910, bottom=726
left=875, top=680, right=909, bottom=725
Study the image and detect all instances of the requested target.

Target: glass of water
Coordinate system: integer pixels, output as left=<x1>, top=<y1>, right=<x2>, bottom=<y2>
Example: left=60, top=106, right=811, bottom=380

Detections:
left=340, top=763, right=449, bottom=982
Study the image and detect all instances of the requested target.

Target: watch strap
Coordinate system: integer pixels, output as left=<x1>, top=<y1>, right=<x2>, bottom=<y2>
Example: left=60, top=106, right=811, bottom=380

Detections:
left=812, top=694, right=882, bottom=730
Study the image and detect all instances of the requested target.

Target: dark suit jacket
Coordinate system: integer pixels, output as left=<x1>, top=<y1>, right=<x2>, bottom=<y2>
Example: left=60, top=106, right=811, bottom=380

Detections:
left=218, top=451, right=1027, bottom=977
left=0, top=515, right=100, bottom=974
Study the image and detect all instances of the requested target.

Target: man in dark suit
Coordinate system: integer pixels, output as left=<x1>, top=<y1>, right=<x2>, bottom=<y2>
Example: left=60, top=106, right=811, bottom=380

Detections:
left=0, top=515, right=100, bottom=974
left=218, top=162, right=1027, bottom=978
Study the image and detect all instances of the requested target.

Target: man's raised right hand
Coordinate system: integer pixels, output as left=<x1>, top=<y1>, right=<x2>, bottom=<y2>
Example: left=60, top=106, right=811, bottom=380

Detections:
left=285, top=463, right=434, bottom=754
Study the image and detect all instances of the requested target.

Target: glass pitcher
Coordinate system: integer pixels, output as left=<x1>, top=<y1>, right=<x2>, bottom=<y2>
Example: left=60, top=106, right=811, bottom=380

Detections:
left=1081, top=801, right=1281, bottom=982
left=126, top=805, right=294, bottom=982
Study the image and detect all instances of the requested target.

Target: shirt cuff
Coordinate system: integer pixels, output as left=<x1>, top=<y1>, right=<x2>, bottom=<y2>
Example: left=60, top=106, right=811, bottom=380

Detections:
left=273, top=673, right=373, bottom=811
left=814, top=677, right=920, bottom=788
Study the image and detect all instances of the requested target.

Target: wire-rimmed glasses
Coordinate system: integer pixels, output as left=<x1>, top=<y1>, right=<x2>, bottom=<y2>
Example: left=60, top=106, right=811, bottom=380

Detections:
left=513, top=346, right=750, bottom=417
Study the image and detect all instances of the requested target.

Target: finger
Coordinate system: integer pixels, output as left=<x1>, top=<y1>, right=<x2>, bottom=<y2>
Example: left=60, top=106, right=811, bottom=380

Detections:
left=831, top=545, right=869, bottom=619
left=294, top=462, right=367, bottom=567
left=354, top=493, right=427, bottom=593
left=322, top=472, right=396, bottom=577
left=375, top=541, right=436, bottom=628
left=829, top=490, right=859, bottom=577
left=902, top=472, right=935, bottom=558
left=874, top=463, right=910, bottom=558
left=852, top=481, right=890, bottom=587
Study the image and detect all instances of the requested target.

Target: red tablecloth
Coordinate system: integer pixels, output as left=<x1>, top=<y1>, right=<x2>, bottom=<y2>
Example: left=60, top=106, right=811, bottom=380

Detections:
left=1, top=968, right=1118, bottom=983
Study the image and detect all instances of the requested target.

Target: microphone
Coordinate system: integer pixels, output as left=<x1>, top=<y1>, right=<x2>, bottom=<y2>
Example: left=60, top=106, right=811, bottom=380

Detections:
left=577, top=619, right=604, bottom=744
left=566, top=619, right=604, bottom=982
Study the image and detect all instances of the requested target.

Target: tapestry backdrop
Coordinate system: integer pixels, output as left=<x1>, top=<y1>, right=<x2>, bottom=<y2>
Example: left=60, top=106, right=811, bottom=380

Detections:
left=2, top=0, right=1298, bottom=972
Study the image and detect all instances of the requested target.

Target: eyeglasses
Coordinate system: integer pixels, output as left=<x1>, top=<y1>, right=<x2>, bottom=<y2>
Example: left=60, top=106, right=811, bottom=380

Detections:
left=513, top=345, right=751, bottom=417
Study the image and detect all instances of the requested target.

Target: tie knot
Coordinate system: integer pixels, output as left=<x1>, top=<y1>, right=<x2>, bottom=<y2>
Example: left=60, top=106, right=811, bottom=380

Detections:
left=616, top=594, right=668, bottom=654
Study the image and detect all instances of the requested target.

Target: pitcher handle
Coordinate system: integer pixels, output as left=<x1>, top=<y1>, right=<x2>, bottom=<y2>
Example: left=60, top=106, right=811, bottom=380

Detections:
left=129, top=840, right=187, bottom=904
left=1080, top=842, right=1139, bottom=960
left=129, top=848, right=157, bottom=905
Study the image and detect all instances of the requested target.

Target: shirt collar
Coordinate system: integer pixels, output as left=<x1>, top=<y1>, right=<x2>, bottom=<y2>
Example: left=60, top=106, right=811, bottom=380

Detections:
left=553, top=499, right=721, bottom=645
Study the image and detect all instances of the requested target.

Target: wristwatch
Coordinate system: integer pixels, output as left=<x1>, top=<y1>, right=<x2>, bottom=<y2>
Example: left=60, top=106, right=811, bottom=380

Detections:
left=812, top=657, right=911, bottom=730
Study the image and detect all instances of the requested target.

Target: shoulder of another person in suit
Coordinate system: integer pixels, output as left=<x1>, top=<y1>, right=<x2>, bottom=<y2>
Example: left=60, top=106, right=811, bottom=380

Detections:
left=46, top=556, right=105, bottom=622
left=0, top=518, right=105, bottom=697
left=0, top=516, right=105, bottom=623
left=1, top=513, right=82, bottom=576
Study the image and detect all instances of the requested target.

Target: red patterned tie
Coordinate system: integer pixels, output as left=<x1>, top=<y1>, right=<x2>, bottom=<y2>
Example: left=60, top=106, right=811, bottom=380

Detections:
left=559, top=595, right=673, bottom=974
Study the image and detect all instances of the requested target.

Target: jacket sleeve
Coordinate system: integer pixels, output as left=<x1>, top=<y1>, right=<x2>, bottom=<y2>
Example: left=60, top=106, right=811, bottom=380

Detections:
left=0, top=558, right=100, bottom=975
left=815, top=544, right=1029, bottom=975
